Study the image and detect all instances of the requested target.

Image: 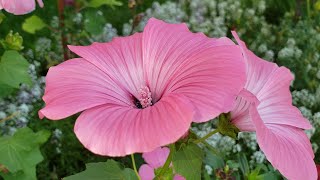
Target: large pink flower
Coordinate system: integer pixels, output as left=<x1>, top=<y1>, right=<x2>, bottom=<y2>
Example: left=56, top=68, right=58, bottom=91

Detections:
left=0, top=0, right=44, bottom=15
left=139, top=147, right=185, bottom=180
left=230, top=31, right=317, bottom=180
left=39, top=18, right=246, bottom=156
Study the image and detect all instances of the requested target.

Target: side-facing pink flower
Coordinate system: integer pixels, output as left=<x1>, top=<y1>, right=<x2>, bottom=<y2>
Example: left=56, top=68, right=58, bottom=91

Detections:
left=0, top=0, right=44, bottom=15
left=139, top=147, right=185, bottom=180
left=39, top=18, right=246, bottom=156
left=230, top=31, right=317, bottom=180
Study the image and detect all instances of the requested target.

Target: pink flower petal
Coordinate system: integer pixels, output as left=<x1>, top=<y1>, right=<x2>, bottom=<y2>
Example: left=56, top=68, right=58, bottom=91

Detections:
left=231, top=31, right=316, bottom=179
left=68, top=33, right=145, bottom=100
left=37, top=0, right=44, bottom=7
left=257, top=67, right=311, bottom=129
left=39, top=58, right=131, bottom=120
left=74, top=94, right=193, bottom=156
left=142, top=18, right=246, bottom=122
left=231, top=89, right=259, bottom=131
left=174, top=174, right=186, bottom=180
left=142, top=147, right=170, bottom=169
left=231, top=31, right=312, bottom=130
left=249, top=103, right=316, bottom=180
left=1, top=0, right=36, bottom=15
left=139, top=164, right=155, bottom=180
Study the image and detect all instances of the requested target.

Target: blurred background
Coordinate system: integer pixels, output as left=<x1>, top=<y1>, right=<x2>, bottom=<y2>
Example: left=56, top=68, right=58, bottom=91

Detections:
left=0, top=0, right=319, bottom=179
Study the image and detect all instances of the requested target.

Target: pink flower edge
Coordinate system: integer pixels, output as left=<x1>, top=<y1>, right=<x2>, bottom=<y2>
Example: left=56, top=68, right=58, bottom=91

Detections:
left=230, top=31, right=316, bottom=180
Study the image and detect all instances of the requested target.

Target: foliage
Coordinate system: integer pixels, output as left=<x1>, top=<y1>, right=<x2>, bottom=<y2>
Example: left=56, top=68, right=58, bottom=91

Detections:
left=88, top=0, right=123, bottom=8
left=172, top=143, right=204, bottom=179
left=64, top=160, right=137, bottom=180
left=22, top=15, right=46, bottom=34
left=0, top=50, right=31, bottom=97
left=0, top=127, right=50, bottom=180
left=0, top=0, right=319, bottom=179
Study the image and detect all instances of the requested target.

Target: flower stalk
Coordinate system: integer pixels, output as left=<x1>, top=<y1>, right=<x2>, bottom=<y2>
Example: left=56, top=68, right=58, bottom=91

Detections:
left=156, top=144, right=175, bottom=178
left=193, top=129, right=220, bottom=144
left=131, top=154, right=141, bottom=180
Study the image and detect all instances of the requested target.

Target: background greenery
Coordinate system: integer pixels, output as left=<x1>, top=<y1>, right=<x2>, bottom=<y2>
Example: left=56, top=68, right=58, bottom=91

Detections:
left=0, top=0, right=319, bottom=179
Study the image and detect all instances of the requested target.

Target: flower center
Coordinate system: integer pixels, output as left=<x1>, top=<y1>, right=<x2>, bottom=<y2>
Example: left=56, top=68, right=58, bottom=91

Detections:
left=134, top=86, right=152, bottom=109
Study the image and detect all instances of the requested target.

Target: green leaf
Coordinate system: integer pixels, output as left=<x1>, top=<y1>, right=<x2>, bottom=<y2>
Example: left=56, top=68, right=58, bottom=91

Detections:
left=315, top=0, right=320, bottom=11
left=0, top=128, right=50, bottom=180
left=0, top=50, right=32, bottom=90
left=237, top=153, right=250, bottom=177
left=22, top=15, right=46, bottom=34
left=202, top=169, right=211, bottom=180
left=0, top=84, right=15, bottom=98
left=226, top=160, right=240, bottom=170
left=64, top=160, right=137, bottom=180
left=257, top=172, right=279, bottom=180
left=204, top=149, right=225, bottom=169
left=154, top=167, right=174, bottom=180
left=0, top=12, right=6, bottom=25
left=172, top=143, right=204, bottom=180
left=84, top=9, right=106, bottom=35
left=88, top=0, right=123, bottom=8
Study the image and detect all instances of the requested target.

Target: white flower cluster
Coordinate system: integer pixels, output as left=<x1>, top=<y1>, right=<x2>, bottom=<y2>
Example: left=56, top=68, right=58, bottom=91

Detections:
left=90, top=23, right=118, bottom=43
left=249, top=151, right=266, bottom=167
left=292, top=89, right=317, bottom=108
left=293, top=91, right=320, bottom=151
left=72, top=13, right=83, bottom=25
left=123, top=0, right=275, bottom=62
left=35, top=38, right=52, bottom=58
left=52, top=128, right=63, bottom=154
left=205, top=164, right=213, bottom=175
left=123, top=1, right=186, bottom=35
left=278, top=39, right=302, bottom=60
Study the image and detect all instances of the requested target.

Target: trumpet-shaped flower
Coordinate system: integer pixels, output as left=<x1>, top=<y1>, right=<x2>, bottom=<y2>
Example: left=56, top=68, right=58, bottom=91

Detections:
left=39, top=18, right=246, bottom=156
left=230, top=31, right=317, bottom=180
left=139, top=147, right=185, bottom=180
left=0, top=0, right=44, bottom=15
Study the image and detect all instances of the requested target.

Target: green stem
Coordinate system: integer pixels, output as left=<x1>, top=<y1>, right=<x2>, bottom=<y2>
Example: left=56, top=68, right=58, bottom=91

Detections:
left=193, top=129, right=220, bottom=144
left=131, top=154, right=141, bottom=180
left=306, top=0, right=310, bottom=19
left=157, top=144, right=175, bottom=178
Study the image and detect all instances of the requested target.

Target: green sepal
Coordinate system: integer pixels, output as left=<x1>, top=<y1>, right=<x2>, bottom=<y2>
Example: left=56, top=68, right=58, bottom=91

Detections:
left=1, top=31, right=24, bottom=51
left=217, top=113, right=240, bottom=139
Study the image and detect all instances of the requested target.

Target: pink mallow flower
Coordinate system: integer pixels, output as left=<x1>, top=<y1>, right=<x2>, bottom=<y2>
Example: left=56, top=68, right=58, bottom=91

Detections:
left=139, top=147, right=185, bottom=180
left=230, top=31, right=317, bottom=180
left=0, top=0, right=44, bottom=15
left=39, top=18, right=246, bottom=157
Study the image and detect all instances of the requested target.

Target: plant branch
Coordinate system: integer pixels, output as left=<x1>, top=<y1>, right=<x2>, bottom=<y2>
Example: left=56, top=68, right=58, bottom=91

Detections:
left=0, top=111, right=20, bottom=124
left=157, top=144, right=175, bottom=178
left=57, top=0, right=68, bottom=61
left=193, top=129, right=220, bottom=144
